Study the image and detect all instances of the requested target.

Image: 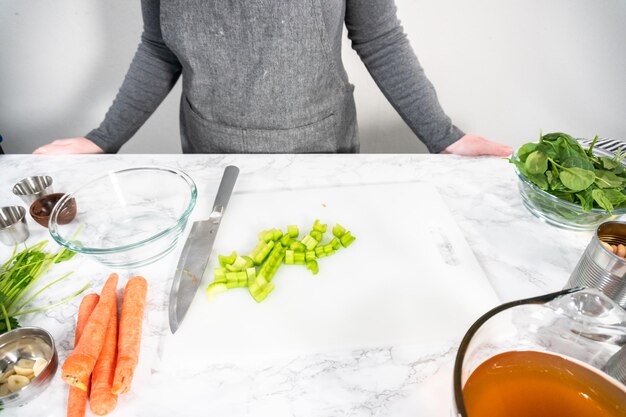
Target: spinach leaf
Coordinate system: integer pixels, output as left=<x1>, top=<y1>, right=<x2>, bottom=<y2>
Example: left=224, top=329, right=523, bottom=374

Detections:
left=576, top=189, right=594, bottom=212
left=600, top=189, right=626, bottom=206
left=594, top=170, right=624, bottom=189
left=600, top=156, right=620, bottom=170
left=527, top=173, right=549, bottom=190
left=517, top=142, right=538, bottom=162
left=592, top=189, right=614, bottom=213
left=559, top=167, right=595, bottom=192
left=525, top=151, right=548, bottom=174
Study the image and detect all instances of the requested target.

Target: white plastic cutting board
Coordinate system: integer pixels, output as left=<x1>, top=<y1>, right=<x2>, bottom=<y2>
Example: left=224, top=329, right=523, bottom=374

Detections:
left=160, top=183, right=499, bottom=369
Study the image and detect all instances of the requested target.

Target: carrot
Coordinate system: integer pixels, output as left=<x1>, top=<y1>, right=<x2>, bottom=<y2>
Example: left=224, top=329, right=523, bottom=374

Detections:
left=112, top=276, right=148, bottom=395
left=67, top=293, right=99, bottom=417
left=89, top=294, right=118, bottom=415
left=62, top=273, right=119, bottom=390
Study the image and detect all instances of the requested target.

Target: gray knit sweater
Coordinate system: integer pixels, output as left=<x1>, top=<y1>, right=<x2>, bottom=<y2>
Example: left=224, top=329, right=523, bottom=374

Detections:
left=86, top=0, right=464, bottom=153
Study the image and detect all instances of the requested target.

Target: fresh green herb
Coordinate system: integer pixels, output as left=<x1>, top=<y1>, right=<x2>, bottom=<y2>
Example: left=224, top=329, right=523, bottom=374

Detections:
left=0, top=241, right=89, bottom=334
left=509, top=132, right=626, bottom=214
left=206, top=220, right=356, bottom=303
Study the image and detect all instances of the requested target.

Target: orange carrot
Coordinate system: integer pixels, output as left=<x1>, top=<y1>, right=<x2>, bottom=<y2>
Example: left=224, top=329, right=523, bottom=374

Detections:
left=62, top=273, right=119, bottom=390
left=89, top=293, right=118, bottom=416
left=67, top=293, right=99, bottom=417
left=112, top=276, right=148, bottom=395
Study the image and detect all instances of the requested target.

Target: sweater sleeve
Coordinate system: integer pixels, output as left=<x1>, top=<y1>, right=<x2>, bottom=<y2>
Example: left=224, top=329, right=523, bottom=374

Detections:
left=345, top=0, right=463, bottom=153
left=85, top=0, right=182, bottom=153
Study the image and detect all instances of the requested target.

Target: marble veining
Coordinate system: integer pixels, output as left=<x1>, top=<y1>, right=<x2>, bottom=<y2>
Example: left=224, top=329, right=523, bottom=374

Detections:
left=0, top=154, right=597, bottom=416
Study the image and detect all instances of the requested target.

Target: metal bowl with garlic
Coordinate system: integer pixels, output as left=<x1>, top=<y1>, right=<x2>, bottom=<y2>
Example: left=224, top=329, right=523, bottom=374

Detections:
left=0, top=327, right=57, bottom=408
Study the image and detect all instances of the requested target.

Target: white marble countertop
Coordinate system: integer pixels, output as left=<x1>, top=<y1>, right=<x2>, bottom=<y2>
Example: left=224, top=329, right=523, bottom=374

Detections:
left=0, top=154, right=595, bottom=417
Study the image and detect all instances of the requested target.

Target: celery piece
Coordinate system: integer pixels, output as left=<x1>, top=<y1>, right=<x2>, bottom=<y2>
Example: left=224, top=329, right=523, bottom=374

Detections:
left=249, top=240, right=275, bottom=265
left=218, top=251, right=237, bottom=267
left=252, top=282, right=275, bottom=303
left=293, top=252, right=305, bottom=265
left=272, top=229, right=284, bottom=241
left=332, top=224, right=346, bottom=238
left=310, top=230, right=323, bottom=243
left=305, top=251, right=316, bottom=262
left=290, top=241, right=306, bottom=252
left=258, top=230, right=272, bottom=242
left=246, top=267, right=257, bottom=286
left=301, top=235, right=318, bottom=251
left=285, top=250, right=295, bottom=265
left=242, top=256, right=255, bottom=269
left=225, top=271, right=247, bottom=288
left=330, top=237, right=341, bottom=250
left=206, top=282, right=228, bottom=299
left=306, top=260, right=319, bottom=275
left=214, top=267, right=227, bottom=283
left=340, top=232, right=356, bottom=248
left=287, top=225, right=299, bottom=238
left=323, top=245, right=334, bottom=255
left=226, top=256, right=249, bottom=272
left=258, top=243, right=285, bottom=282
left=280, top=235, right=293, bottom=246
left=315, top=246, right=326, bottom=258
left=313, top=219, right=327, bottom=233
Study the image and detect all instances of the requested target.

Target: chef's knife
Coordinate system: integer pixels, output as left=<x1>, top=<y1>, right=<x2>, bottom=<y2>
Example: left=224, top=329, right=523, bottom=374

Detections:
left=169, top=165, right=239, bottom=334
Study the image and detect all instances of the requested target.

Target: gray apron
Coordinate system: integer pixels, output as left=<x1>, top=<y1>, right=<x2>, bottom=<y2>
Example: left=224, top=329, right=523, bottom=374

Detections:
left=160, top=0, right=359, bottom=153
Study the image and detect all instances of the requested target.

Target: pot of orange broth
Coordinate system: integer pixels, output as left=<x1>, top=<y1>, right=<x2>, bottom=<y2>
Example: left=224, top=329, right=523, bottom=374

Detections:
left=453, top=288, right=626, bottom=417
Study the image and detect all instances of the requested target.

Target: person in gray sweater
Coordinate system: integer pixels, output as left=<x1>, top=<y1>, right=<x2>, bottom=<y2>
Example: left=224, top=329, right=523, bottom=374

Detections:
left=34, top=0, right=511, bottom=156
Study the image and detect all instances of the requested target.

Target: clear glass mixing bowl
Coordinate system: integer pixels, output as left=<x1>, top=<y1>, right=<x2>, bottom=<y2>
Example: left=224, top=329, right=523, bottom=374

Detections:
left=48, top=166, right=197, bottom=268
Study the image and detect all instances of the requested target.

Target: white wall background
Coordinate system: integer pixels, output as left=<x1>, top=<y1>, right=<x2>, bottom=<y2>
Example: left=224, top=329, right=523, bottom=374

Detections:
left=1, top=0, right=625, bottom=154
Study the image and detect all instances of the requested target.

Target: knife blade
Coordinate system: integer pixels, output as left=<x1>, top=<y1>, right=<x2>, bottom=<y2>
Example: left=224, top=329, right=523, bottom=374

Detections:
left=168, top=165, right=239, bottom=334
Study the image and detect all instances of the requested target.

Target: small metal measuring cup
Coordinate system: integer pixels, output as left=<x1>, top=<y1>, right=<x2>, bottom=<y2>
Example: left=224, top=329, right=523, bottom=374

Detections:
left=566, top=221, right=626, bottom=309
left=0, top=206, right=29, bottom=246
left=12, top=176, right=54, bottom=205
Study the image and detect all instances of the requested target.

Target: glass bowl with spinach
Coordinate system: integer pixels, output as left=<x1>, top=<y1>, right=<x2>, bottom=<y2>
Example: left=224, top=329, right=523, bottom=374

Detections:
left=509, top=132, right=626, bottom=231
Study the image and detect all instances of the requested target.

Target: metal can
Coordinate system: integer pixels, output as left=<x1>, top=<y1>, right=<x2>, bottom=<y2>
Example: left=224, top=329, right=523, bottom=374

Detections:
left=566, top=221, right=626, bottom=308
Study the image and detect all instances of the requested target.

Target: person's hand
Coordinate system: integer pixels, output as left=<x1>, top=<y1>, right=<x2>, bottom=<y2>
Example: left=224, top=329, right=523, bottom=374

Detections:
left=441, top=134, right=513, bottom=157
left=33, top=138, right=104, bottom=155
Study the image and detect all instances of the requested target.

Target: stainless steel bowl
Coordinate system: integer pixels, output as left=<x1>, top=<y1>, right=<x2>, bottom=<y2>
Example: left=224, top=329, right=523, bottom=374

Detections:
left=0, top=327, right=58, bottom=408
left=0, top=206, right=29, bottom=246
left=12, top=176, right=54, bottom=205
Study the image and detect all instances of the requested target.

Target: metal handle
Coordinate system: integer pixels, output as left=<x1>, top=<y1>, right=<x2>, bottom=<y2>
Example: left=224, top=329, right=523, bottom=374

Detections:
left=211, top=165, right=239, bottom=215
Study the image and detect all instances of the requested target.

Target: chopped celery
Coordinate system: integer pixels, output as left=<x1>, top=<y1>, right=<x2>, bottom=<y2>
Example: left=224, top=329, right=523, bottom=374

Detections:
left=332, top=224, right=346, bottom=238
left=252, top=282, right=275, bottom=303
left=301, top=235, right=318, bottom=251
left=287, top=225, right=299, bottom=238
left=340, top=231, right=356, bottom=247
left=214, top=267, right=227, bottom=284
left=249, top=240, right=275, bottom=265
left=306, top=260, right=319, bottom=275
left=208, top=221, right=355, bottom=304
left=206, top=282, right=228, bottom=299
left=290, top=241, right=306, bottom=252
left=225, top=256, right=250, bottom=272
left=258, top=243, right=285, bottom=282
left=280, top=235, right=294, bottom=246
left=293, top=252, right=305, bottom=265
left=310, top=230, right=323, bottom=243
left=218, top=251, right=237, bottom=267
left=246, top=267, right=257, bottom=286
left=313, top=219, right=327, bottom=233
left=285, top=250, right=295, bottom=265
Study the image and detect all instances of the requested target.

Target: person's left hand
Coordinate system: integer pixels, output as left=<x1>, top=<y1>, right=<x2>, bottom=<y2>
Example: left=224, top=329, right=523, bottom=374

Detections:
left=441, top=134, right=513, bottom=156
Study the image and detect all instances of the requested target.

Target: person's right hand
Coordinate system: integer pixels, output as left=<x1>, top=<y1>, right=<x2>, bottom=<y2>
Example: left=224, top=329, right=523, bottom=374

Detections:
left=33, top=138, right=104, bottom=155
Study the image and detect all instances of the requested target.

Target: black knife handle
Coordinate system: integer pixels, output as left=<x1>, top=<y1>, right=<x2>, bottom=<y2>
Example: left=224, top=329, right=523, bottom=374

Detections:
left=212, top=165, right=239, bottom=214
